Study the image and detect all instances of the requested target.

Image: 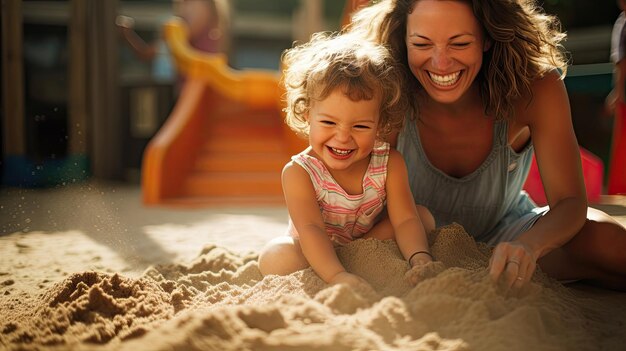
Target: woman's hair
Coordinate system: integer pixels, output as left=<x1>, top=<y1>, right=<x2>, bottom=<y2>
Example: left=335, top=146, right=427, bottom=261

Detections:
left=347, top=0, right=570, bottom=120
left=281, top=32, right=408, bottom=140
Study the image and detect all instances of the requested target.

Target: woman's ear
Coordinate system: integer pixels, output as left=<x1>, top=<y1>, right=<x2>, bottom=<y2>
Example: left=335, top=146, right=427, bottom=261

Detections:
left=483, top=38, right=492, bottom=52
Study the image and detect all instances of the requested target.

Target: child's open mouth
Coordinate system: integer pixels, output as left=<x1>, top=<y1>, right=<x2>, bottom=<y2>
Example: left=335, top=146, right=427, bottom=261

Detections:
left=328, top=146, right=354, bottom=158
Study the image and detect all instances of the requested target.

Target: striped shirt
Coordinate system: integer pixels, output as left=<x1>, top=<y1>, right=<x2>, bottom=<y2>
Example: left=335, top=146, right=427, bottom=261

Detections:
left=289, top=142, right=389, bottom=245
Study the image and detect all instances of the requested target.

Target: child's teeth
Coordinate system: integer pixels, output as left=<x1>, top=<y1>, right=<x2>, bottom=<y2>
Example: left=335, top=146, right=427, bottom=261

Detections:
left=332, top=148, right=350, bottom=155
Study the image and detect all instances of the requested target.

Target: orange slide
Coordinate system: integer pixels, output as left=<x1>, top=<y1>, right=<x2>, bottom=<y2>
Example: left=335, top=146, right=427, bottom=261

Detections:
left=141, top=18, right=305, bottom=206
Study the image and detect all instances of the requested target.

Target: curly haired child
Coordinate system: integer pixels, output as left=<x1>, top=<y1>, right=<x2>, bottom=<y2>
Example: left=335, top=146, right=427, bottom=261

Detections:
left=258, top=32, right=436, bottom=288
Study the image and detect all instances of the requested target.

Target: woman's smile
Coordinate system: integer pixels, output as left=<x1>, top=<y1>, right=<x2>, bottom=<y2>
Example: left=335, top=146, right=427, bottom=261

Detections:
left=428, top=70, right=462, bottom=87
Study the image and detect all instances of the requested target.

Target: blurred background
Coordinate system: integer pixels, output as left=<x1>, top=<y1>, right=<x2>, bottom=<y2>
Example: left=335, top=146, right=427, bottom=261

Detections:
left=0, top=0, right=621, bottom=203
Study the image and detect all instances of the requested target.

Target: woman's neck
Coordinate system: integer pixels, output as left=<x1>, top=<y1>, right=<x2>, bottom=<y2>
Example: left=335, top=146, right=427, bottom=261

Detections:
left=416, top=84, right=484, bottom=119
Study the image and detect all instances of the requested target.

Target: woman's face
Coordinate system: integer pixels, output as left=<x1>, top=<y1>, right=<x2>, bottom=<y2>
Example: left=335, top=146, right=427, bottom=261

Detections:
left=405, top=0, right=489, bottom=104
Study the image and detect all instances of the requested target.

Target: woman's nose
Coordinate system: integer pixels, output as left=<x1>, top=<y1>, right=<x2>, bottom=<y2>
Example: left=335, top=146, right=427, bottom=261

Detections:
left=431, top=47, right=453, bottom=71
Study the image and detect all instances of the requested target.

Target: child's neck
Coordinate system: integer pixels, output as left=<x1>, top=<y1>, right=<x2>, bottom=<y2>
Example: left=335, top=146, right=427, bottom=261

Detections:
left=326, top=154, right=371, bottom=196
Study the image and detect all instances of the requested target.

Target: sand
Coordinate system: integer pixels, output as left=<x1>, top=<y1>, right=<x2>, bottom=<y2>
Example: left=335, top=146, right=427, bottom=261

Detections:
left=1, top=182, right=625, bottom=351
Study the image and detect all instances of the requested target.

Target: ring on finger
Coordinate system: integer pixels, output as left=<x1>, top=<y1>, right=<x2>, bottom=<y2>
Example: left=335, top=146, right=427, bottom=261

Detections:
left=516, top=276, right=524, bottom=281
left=506, top=259, right=521, bottom=267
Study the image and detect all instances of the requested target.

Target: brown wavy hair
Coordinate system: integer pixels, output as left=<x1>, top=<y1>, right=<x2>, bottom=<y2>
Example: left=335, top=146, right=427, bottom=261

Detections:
left=281, top=32, right=408, bottom=140
left=346, top=0, right=570, bottom=120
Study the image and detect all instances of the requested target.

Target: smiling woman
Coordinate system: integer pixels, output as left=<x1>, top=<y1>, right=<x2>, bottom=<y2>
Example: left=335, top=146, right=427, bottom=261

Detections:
left=346, top=0, right=626, bottom=291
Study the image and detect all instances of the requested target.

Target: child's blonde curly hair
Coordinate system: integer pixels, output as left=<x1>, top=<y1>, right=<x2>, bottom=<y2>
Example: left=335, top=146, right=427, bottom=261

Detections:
left=281, top=32, right=408, bottom=140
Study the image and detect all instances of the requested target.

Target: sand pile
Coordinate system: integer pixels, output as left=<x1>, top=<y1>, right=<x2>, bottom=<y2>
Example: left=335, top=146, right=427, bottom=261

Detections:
left=1, top=223, right=624, bottom=351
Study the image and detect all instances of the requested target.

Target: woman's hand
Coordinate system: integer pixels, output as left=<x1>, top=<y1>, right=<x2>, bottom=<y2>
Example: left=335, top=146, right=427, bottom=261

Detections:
left=488, top=241, right=538, bottom=292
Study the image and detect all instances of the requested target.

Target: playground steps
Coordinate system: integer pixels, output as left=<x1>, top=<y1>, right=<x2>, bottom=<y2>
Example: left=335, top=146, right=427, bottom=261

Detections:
left=177, top=107, right=290, bottom=205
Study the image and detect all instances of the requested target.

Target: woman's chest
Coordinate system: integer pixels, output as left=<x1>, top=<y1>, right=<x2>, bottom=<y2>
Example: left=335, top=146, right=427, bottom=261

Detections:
left=416, top=109, right=498, bottom=176
left=418, top=117, right=530, bottom=178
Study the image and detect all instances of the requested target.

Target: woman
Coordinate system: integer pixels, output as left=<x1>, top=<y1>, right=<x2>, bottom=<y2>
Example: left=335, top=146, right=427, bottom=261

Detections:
left=346, top=0, right=626, bottom=291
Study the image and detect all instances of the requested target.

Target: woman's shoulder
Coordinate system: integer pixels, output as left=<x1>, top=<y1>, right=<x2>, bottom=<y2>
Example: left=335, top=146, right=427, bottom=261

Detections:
left=531, top=70, right=566, bottom=91
left=515, top=70, right=568, bottom=121
left=506, top=69, right=571, bottom=143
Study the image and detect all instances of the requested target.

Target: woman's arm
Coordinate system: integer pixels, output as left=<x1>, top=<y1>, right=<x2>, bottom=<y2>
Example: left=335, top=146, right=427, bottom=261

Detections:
left=281, top=161, right=346, bottom=283
left=385, top=150, right=432, bottom=266
left=518, top=71, right=587, bottom=257
left=489, top=71, right=587, bottom=288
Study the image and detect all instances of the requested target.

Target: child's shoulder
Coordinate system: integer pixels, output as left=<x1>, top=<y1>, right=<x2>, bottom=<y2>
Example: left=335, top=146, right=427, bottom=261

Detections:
left=284, top=147, right=320, bottom=175
left=386, top=147, right=408, bottom=170
left=290, top=147, right=325, bottom=165
left=282, top=158, right=309, bottom=181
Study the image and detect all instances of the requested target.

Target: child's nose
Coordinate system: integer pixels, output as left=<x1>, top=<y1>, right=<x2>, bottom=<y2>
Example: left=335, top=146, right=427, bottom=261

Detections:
left=335, top=127, right=352, bottom=142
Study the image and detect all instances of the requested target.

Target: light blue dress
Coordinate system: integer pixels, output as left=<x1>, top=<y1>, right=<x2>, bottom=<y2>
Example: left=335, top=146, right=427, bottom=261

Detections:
left=397, top=118, right=546, bottom=245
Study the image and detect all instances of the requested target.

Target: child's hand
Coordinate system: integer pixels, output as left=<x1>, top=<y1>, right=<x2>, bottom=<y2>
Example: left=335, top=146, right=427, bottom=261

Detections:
left=329, top=271, right=371, bottom=289
left=404, top=261, right=446, bottom=286
left=115, top=15, right=135, bottom=29
left=409, top=252, right=433, bottom=267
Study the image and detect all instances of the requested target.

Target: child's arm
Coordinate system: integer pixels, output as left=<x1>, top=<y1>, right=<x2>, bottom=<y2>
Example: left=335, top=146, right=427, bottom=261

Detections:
left=385, top=150, right=433, bottom=267
left=282, top=161, right=347, bottom=283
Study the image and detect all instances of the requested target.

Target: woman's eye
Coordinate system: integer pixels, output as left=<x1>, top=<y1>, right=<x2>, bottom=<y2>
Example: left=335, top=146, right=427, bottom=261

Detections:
left=451, top=42, right=471, bottom=48
left=412, top=43, right=431, bottom=48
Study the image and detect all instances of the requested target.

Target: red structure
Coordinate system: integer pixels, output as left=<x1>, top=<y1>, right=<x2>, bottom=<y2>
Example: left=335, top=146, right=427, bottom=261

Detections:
left=523, top=147, right=604, bottom=205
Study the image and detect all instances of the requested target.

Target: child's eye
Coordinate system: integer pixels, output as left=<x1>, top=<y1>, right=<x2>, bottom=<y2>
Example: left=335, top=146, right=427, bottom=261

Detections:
left=320, top=120, right=335, bottom=125
left=354, top=124, right=371, bottom=130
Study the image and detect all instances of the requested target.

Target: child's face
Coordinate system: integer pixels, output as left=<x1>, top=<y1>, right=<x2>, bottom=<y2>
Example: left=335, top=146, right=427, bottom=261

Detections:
left=306, top=88, right=381, bottom=173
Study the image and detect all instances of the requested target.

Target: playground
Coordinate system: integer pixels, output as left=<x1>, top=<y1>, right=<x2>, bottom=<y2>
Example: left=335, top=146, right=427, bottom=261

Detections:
left=1, top=1, right=626, bottom=350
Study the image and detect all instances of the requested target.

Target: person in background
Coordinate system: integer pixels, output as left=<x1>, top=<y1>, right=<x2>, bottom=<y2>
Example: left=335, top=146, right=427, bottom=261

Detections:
left=606, top=0, right=626, bottom=114
left=605, top=0, right=626, bottom=195
left=340, top=0, right=371, bottom=28
left=258, top=32, right=436, bottom=288
left=345, top=0, right=626, bottom=292
left=116, top=0, right=229, bottom=83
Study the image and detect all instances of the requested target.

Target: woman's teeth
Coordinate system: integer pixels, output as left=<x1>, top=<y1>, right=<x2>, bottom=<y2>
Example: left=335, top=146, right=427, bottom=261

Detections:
left=429, top=71, right=460, bottom=86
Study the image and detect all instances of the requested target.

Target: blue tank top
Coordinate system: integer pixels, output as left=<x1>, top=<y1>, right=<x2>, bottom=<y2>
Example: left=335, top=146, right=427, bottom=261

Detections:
left=397, top=118, right=537, bottom=242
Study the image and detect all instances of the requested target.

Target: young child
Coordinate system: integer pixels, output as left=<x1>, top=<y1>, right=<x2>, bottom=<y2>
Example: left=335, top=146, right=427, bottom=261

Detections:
left=258, top=33, right=435, bottom=288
